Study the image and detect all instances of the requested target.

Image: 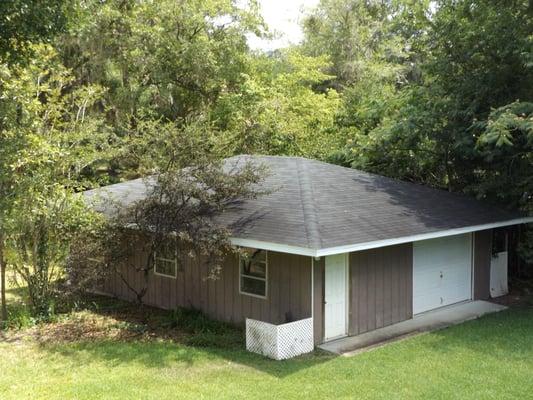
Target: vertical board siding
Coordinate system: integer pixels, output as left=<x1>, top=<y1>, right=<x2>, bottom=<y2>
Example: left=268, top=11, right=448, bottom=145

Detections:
left=474, top=229, right=492, bottom=300
left=278, top=254, right=291, bottom=322
left=269, top=257, right=280, bottom=324
left=349, top=243, right=413, bottom=336
left=103, top=244, right=313, bottom=327
left=358, top=254, right=369, bottom=333
left=313, top=257, right=325, bottom=345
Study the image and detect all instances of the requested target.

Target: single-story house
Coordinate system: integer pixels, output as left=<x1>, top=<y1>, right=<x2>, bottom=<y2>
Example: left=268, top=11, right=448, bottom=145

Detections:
left=84, top=155, right=533, bottom=359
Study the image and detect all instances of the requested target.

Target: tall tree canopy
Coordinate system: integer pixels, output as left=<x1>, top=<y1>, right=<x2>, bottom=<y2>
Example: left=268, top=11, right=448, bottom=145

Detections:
left=311, top=0, right=533, bottom=204
left=0, top=44, right=113, bottom=315
left=0, top=0, right=70, bottom=64
left=60, top=0, right=264, bottom=122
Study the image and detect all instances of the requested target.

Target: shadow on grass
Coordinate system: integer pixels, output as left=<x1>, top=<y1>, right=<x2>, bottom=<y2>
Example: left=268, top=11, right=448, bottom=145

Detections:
left=33, top=297, right=533, bottom=378
left=8, top=286, right=533, bottom=378
left=32, top=294, right=334, bottom=377
left=41, top=308, right=533, bottom=378
left=39, top=337, right=335, bottom=378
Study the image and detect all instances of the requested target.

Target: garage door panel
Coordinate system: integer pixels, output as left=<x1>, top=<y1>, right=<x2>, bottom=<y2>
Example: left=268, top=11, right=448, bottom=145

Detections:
left=413, top=233, right=472, bottom=314
left=413, top=294, right=442, bottom=312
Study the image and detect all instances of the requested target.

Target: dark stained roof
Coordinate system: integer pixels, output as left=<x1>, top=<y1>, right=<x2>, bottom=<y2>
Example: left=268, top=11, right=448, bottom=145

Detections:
left=84, top=155, right=530, bottom=254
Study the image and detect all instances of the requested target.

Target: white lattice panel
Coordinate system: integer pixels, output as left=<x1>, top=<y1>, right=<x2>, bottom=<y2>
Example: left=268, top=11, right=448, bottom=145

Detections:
left=246, top=318, right=314, bottom=360
left=276, top=318, right=314, bottom=359
left=246, top=319, right=278, bottom=359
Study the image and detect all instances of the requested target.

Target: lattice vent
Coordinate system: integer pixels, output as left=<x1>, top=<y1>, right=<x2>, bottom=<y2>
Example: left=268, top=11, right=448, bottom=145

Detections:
left=246, top=318, right=314, bottom=360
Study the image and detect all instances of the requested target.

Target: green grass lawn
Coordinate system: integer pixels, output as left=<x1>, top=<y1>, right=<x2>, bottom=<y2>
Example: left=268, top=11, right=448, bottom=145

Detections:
left=1, top=304, right=533, bottom=400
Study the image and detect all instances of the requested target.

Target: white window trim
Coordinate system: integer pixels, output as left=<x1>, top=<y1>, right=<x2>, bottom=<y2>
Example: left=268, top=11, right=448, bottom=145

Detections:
left=154, top=253, right=178, bottom=279
left=239, top=250, right=268, bottom=299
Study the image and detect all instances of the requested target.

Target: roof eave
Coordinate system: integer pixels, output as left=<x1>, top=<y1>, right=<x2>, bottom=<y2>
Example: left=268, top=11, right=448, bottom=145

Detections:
left=230, top=217, right=533, bottom=257
left=229, top=238, right=317, bottom=257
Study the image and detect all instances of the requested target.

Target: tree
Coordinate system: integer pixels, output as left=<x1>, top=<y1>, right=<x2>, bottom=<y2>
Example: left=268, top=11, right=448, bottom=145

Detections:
left=475, top=102, right=533, bottom=211
left=57, top=0, right=265, bottom=178
left=301, top=0, right=414, bottom=88
left=350, top=0, right=532, bottom=188
left=0, top=0, right=70, bottom=64
left=301, top=0, right=426, bottom=165
left=0, top=44, right=114, bottom=316
left=476, top=101, right=533, bottom=272
left=301, top=0, right=533, bottom=273
left=70, top=154, right=268, bottom=305
left=213, top=50, right=342, bottom=159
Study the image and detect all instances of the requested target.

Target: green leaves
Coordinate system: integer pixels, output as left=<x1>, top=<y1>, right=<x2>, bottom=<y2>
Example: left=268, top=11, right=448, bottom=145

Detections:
left=474, top=102, right=533, bottom=214
left=62, top=0, right=263, bottom=121
left=213, top=50, right=343, bottom=159
left=0, top=0, right=69, bottom=65
left=0, top=44, right=115, bottom=316
left=479, top=102, right=533, bottom=148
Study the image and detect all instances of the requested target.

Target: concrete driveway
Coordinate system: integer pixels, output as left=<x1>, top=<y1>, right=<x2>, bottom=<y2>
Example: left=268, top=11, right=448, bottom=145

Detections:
left=318, top=300, right=507, bottom=356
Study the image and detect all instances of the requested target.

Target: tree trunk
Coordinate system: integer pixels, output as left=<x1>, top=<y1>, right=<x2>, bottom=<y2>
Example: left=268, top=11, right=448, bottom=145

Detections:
left=0, top=233, right=7, bottom=322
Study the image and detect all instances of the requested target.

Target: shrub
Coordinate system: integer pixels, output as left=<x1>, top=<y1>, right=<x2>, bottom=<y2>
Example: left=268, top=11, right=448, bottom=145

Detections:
left=161, top=307, right=243, bottom=348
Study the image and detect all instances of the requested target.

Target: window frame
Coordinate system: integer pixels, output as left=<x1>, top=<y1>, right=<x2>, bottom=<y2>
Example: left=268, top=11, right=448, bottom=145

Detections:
left=153, top=251, right=178, bottom=279
left=239, top=249, right=268, bottom=299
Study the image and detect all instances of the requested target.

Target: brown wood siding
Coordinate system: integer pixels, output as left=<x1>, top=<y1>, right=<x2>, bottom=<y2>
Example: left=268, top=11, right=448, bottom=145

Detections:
left=348, top=243, right=413, bottom=336
left=104, top=246, right=313, bottom=327
left=474, top=229, right=492, bottom=300
left=313, top=257, right=325, bottom=345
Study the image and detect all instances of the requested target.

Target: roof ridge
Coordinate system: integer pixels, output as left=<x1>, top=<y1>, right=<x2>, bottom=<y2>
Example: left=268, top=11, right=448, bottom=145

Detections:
left=295, top=158, right=322, bottom=249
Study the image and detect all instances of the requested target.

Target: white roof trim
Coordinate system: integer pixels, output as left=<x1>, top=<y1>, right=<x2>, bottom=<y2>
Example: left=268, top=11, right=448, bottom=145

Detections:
left=230, top=217, right=533, bottom=257
left=230, top=238, right=316, bottom=257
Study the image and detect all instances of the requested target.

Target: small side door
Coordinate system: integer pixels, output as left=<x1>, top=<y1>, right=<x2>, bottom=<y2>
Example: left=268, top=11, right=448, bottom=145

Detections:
left=324, top=253, right=347, bottom=340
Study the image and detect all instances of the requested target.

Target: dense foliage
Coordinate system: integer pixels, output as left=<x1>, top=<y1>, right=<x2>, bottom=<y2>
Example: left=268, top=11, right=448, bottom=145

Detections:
left=69, top=155, right=267, bottom=305
left=0, top=44, right=111, bottom=316
left=1, top=0, right=532, bottom=318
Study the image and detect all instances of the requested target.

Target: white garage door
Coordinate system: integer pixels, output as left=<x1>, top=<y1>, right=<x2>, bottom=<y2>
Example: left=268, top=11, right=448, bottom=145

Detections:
left=413, top=233, right=472, bottom=314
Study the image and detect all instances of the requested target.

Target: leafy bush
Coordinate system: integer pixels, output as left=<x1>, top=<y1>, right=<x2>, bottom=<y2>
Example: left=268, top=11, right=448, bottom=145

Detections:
left=161, top=307, right=243, bottom=348
left=3, top=304, right=34, bottom=330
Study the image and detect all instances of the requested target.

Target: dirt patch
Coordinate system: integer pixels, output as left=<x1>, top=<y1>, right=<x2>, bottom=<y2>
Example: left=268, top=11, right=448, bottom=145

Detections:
left=1, top=294, right=243, bottom=348
left=490, top=284, right=533, bottom=308
left=1, top=310, right=187, bottom=345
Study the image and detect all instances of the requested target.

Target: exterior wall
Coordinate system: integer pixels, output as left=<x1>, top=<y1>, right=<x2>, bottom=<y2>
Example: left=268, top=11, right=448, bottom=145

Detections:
left=312, top=257, right=325, bottom=345
left=473, top=229, right=492, bottom=300
left=100, top=230, right=494, bottom=345
left=348, top=243, right=413, bottom=336
left=102, top=246, right=313, bottom=326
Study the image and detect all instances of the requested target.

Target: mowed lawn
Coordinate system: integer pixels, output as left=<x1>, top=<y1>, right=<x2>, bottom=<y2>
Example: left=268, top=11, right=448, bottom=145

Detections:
left=1, top=305, right=533, bottom=400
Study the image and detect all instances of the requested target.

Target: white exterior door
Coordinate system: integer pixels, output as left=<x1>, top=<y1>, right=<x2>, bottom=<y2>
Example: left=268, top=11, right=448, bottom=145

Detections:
left=324, top=254, right=347, bottom=340
left=413, top=233, right=472, bottom=315
left=490, top=252, right=508, bottom=298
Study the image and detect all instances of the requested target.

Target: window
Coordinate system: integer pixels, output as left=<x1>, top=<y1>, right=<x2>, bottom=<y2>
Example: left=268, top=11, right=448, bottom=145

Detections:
left=154, top=242, right=178, bottom=279
left=154, top=256, right=177, bottom=278
left=239, top=248, right=267, bottom=298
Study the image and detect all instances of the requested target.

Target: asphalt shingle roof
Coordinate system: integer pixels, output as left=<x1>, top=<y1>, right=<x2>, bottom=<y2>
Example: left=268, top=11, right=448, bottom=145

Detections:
left=84, top=155, right=528, bottom=253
